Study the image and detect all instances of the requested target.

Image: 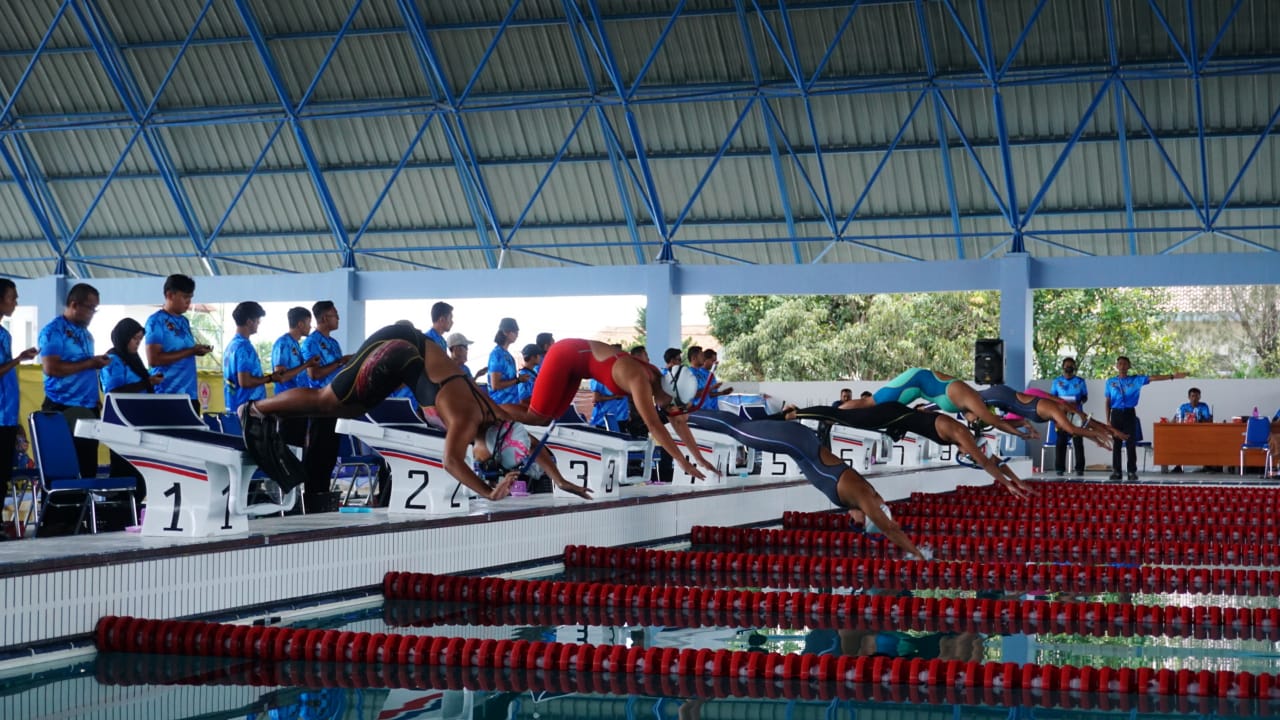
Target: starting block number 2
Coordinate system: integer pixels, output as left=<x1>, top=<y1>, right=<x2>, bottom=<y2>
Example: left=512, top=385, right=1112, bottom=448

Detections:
left=402, top=469, right=466, bottom=510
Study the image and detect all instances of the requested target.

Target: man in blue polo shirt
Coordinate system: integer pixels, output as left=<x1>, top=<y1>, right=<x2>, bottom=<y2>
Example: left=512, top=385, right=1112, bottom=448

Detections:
left=1104, top=355, right=1185, bottom=480
left=1050, top=356, right=1089, bottom=477
left=145, top=274, right=213, bottom=410
left=425, top=301, right=452, bottom=351
left=0, top=279, right=37, bottom=519
left=300, top=300, right=351, bottom=510
left=223, top=302, right=273, bottom=414
left=271, top=306, right=319, bottom=448
left=39, top=283, right=111, bottom=479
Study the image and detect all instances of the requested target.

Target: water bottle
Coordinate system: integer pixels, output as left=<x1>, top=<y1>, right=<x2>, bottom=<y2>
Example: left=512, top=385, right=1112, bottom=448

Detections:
left=1253, top=407, right=1260, bottom=419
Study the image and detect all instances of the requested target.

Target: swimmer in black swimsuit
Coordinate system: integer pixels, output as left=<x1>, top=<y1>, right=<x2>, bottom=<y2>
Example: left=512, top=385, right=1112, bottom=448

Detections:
left=790, top=402, right=1034, bottom=498
left=688, top=410, right=929, bottom=558
left=241, top=323, right=518, bottom=501
left=976, top=385, right=1124, bottom=450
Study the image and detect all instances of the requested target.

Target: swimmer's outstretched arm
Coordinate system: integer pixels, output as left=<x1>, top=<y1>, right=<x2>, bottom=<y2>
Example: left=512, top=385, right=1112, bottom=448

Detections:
left=939, top=417, right=1034, bottom=498
left=834, top=467, right=925, bottom=558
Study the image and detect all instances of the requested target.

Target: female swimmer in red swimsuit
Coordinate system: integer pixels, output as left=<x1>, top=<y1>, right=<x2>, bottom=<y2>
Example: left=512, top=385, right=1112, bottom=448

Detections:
left=499, top=339, right=718, bottom=482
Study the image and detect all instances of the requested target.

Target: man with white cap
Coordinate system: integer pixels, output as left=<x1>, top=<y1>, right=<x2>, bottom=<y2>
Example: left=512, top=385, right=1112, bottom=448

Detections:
left=446, top=332, right=477, bottom=378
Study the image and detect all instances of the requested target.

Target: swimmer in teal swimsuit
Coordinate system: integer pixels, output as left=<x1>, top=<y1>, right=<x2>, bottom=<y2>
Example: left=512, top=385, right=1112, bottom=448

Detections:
left=841, top=368, right=1038, bottom=440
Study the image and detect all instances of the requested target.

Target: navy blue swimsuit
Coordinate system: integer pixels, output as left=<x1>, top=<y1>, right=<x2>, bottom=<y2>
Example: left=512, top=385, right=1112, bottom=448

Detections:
left=688, top=410, right=849, bottom=508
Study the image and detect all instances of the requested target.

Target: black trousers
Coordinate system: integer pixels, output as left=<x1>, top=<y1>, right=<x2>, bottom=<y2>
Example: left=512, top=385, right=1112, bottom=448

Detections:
left=1109, top=408, right=1138, bottom=473
left=1055, top=426, right=1085, bottom=473
left=0, top=425, right=16, bottom=510
left=303, top=416, right=339, bottom=499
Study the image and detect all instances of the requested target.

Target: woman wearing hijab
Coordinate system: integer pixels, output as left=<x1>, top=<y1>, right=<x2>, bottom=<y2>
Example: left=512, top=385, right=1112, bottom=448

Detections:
left=100, top=318, right=160, bottom=396
left=99, top=318, right=160, bottom=502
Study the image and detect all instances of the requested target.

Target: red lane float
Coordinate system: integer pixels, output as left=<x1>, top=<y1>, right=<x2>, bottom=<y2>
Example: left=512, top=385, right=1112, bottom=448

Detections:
left=93, top=652, right=1280, bottom=715
left=782, top=512, right=1280, bottom=542
left=93, top=615, right=1280, bottom=702
left=688, top=525, right=1280, bottom=567
left=379, top=577, right=1280, bottom=641
left=559, top=545, right=1280, bottom=597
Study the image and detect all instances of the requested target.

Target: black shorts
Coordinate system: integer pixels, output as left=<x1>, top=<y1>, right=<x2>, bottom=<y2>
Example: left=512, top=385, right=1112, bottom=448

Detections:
left=329, top=338, right=426, bottom=410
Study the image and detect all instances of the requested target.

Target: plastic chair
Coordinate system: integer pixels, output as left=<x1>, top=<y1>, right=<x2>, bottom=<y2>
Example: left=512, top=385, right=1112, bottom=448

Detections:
left=330, top=434, right=382, bottom=506
left=1132, top=418, right=1153, bottom=472
left=1038, top=421, right=1073, bottom=474
left=27, top=412, right=137, bottom=536
left=1240, top=417, right=1273, bottom=477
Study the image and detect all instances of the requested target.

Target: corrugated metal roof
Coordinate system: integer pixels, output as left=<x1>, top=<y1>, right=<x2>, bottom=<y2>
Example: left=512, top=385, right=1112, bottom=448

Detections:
left=0, top=0, right=1278, bottom=276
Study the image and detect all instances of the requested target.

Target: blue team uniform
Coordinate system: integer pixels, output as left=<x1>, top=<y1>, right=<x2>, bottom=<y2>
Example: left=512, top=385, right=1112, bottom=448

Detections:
left=517, top=367, right=538, bottom=405
left=144, top=310, right=198, bottom=398
left=425, top=328, right=448, bottom=351
left=300, top=331, right=343, bottom=388
left=1177, top=402, right=1212, bottom=422
left=1104, top=374, right=1150, bottom=410
left=99, top=355, right=145, bottom=395
left=0, top=326, right=17, bottom=426
left=223, top=334, right=266, bottom=411
left=1050, top=375, right=1088, bottom=409
left=487, top=345, right=521, bottom=404
left=39, top=316, right=98, bottom=408
left=588, top=379, right=629, bottom=427
left=271, top=333, right=306, bottom=394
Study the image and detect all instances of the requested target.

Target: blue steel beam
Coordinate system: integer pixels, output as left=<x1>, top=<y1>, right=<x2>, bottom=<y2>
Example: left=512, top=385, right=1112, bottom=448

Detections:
left=806, top=0, right=862, bottom=90
left=996, top=0, right=1048, bottom=80
left=573, top=0, right=673, bottom=260
left=1211, top=98, right=1280, bottom=226
left=1018, top=79, right=1113, bottom=231
left=8, top=58, right=1280, bottom=136
left=934, top=92, right=1010, bottom=224
left=975, top=0, right=1021, bottom=251
left=397, top=0, right=504, bottom=269
left=914, top=0, right=963, bottom=259
left=505, top=107, right=590, bottom=244
left=204, top=121, right=287, bottom=250
left=837, top=90, right=928, bottom=237
left=557, top=0, right=646, bottom=263
left=627, top=0, right=686, bottom=100
left=668, top=99, right=756, bottom=237
left=1145, top=0, right=1192, bottom=71
left=459, top=0, right=522, bottom=105
left=12, top=123, right=1280, bottom=186
left=1187, top=0, right=1212, bottom=233
left=938, top=0, right=992, bottom=77
left=234, top=0, right=356, bottom=269
left=1118, top=80, right=1205, bottom=223
left=351, top=114, right=435, bottom=249
left=1104, top=0, right=1138, bottom=255
left=767, top=0, right=838, bottom=243
left=73, top=0, right=221, bottom=274
left=734, top=0, right=800, bottom=262
left=1199, top=0, right=1244, bottom=71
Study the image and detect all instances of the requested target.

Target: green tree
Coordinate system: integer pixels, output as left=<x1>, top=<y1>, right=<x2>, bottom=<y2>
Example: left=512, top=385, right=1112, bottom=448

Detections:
left=1032, top=288, right=1210, bottom=378
left=1224, top=285, right=1280, bottom=375
left=711, top=292, right=997, bottom=382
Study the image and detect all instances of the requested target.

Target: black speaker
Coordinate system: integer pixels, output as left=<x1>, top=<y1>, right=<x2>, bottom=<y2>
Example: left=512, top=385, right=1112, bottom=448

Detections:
left=974, top=338, right=1004, bottom=385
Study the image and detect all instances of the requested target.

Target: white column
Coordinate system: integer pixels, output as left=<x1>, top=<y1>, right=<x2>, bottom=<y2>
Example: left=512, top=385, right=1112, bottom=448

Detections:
left=328, top=268, right=365, bottom=351
left=644, top=264, right=680, bottom=362
left=999, top=253, right=1034, bottom=390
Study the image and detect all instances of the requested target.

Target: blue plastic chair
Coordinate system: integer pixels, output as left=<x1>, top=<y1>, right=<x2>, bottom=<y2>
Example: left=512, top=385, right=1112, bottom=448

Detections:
left=1038, top=421, right=1074, bottom=474
left=28, top=412, right=137, bottom=536
left=1130, top=418, right=1153, bottom=472
left=1240, top=417, right=1273, bottom=477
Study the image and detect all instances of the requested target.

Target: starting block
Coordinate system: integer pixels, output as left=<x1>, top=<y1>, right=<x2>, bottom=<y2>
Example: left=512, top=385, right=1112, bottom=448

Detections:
left=889, top=433, right=928, bottom=467
left=668, top=425, right=749, bottom=488
left=828, top=425, right=882, bottom=473
left=336, top=399, right=471, bottom=515
left=75, top=393, right=295, bottom=537
left=537, top=424, right=652, bottom=500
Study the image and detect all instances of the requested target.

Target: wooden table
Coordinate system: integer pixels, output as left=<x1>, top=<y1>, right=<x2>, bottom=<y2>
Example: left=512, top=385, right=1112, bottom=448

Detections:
left=1151, top=422, right=1263, bottom=467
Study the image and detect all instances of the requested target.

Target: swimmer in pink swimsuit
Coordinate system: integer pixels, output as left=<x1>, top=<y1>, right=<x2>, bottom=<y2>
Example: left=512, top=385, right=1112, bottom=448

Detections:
left=503, top=338, right=718, bottom=482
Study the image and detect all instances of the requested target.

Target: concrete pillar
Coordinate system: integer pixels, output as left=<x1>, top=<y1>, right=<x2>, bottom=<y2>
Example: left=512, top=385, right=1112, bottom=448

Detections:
left=327, top=268, right=365, bottom=351
left=999, top=253, right=1034, bottom=390
left=644, top=263, right=681, bottom=363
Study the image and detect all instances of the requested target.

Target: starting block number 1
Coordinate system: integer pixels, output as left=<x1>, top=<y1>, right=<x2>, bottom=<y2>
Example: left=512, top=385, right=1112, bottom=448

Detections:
left=160, top=482, right=235, bottom=532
